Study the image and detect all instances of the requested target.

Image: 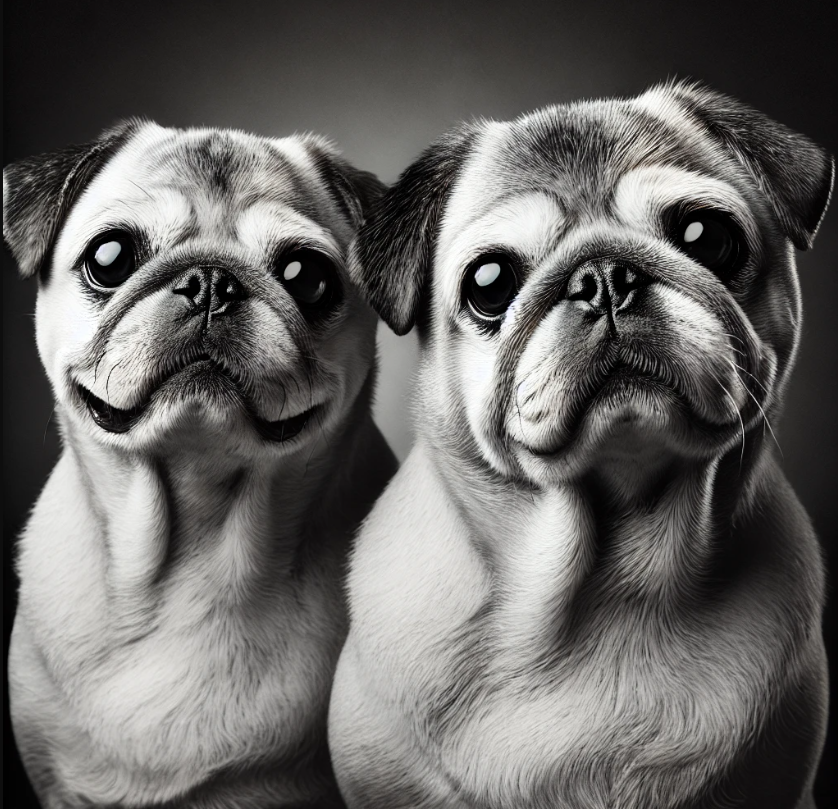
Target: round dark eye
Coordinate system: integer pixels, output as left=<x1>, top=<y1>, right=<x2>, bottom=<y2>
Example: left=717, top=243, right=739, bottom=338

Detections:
left=83, top=231, right=136, bottom=288
left=672, top=210, right=745, bottom=275
left=276, top=249, right=337, bottom=309
left=465, top=255, right=518, bottom=319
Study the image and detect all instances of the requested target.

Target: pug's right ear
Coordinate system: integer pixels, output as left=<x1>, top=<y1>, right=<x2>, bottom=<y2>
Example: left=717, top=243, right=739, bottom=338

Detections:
left=348, top=126, right=476, bottom=335
left=3, top=121, right=138, bottom=279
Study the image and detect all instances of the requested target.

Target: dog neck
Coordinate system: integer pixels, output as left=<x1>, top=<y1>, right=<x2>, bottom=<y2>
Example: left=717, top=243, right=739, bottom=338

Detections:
left=430, top=426, right=767, bottom=658
left=58, top=380, right=383, bottom=635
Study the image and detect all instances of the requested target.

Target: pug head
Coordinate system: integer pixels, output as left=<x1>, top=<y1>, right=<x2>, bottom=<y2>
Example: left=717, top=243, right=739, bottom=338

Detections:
left=4, top=122, right=384, bottom=457
left=350, top=82, right=833, bottom=488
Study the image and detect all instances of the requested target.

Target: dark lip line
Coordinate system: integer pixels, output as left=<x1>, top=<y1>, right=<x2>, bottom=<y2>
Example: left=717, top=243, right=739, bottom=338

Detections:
left=77, top=384, right=145, bottom=433
left=74, top=360, right=321, bottom=442
left=520, top=368, right=739, bottom=459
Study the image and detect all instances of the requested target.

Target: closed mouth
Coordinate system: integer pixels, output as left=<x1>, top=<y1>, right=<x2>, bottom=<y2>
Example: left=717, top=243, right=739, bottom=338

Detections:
left=524, top=362, right=731, bottom=458
left=75, top=362, right=319, bottom=442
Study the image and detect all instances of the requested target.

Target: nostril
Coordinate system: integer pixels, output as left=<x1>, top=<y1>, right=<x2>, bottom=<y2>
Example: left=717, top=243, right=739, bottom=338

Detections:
left=612, top=264, right=646, bottom=296
left=173, top=274, right=202, bottom=302
left=566, top=272, right=600, bottom=303
left=613, top=265, right=630, bottom=291
left=173, top=267, right=246, bottom=317
left=214, top=274, right=245, bottom=306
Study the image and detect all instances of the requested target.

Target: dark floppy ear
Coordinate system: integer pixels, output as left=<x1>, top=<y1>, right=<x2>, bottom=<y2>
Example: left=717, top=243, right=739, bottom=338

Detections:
left=348, top=125, right=477, bottom=335
left=663, top=81, right=833, bottom=250
left=3, top=120, right=139, bottom=278
left=304, top=139, right=387, bottom=229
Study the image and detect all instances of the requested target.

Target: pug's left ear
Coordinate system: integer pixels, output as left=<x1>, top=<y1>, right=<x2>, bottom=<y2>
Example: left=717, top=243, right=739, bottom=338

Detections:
left=3, top=120, right=140, bottom=279
left=346, top=125, right=477, bottom=335
left=659, top=81, right=834, bottom=250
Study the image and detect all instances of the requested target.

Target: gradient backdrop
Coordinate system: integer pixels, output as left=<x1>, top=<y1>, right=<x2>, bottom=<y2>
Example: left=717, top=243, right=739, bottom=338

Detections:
left=4, top=0, right=836, bottom=803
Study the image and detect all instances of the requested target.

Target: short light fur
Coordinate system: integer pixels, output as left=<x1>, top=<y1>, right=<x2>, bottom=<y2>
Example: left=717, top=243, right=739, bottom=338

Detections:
left=329, top=82, right=833, bottom=808
left=4, top=122, right=396, bottom=808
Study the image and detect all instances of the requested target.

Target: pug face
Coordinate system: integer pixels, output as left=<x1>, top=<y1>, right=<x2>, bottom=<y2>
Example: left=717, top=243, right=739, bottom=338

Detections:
left=429, top=108, right=797, bottom=486
left=351, top=82, right=832, bottom=488
left=5, top=122, right=383, bottom=456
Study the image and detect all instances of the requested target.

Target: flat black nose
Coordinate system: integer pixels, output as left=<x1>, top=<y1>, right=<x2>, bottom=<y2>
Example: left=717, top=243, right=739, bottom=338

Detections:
left=565, top=261, right=649, bottom=317
left=173, top=267, right=246, bottom=316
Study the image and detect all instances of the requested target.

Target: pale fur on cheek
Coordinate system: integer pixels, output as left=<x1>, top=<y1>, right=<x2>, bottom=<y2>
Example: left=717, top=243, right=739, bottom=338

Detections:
left=459, top=335, right=497, bottom=455
left=36, top=276, right=98, bottom=398
left=654, top=284, right=750, bottom=413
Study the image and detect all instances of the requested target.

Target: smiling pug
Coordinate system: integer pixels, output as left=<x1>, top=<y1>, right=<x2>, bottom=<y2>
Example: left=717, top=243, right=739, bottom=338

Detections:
left=4, top=122, right=396, bottom=808
left=328, top=82, right=833, bottom=808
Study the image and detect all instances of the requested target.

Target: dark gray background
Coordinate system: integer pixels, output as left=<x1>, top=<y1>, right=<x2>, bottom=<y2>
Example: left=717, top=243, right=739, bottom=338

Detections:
left=4, top=0, right=835, bottom=803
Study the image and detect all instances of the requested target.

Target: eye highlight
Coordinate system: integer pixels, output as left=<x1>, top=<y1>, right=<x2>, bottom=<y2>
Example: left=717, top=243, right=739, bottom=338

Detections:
left=83, top=230, right=137, bottom=289
left=668, top=208, right=747, bottom=277
left=464, top=254, right=519, bottom=321
left=274, top=248, right=339, bottom=311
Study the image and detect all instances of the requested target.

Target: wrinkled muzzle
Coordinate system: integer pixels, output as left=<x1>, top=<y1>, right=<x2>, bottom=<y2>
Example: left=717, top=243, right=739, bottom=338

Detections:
left=67, top=256, right=325, bottom=439
left=478, top=237, right=785, bottom=475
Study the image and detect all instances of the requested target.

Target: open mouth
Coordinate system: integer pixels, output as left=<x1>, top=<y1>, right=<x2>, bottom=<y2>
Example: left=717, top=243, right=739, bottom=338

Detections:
left=252, top=406, right=318, bottom=442
left=76, top=374, right=319, bottom=443
left=79, top=386, right=145, bottom=433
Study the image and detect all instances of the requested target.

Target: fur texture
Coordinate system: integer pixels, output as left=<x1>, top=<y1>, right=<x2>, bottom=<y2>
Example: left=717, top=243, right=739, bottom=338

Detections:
left=329, top=82, right=832, bottom=808
left=4, top=123, right=397, bottom=808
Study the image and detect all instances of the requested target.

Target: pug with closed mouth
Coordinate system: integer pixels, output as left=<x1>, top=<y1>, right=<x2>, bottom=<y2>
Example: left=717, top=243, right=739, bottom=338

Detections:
left=4, top=122, right=396, bottom=808
left=329, top=82, right=833, bottom=809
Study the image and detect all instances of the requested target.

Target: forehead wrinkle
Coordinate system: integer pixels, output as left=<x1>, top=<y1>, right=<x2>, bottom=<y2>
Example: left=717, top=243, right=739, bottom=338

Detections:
left=142, top=130, right=312, bottom=214
left=235, top=203, right=343, bottom=260
left=236, top=193, right=347, bottom=252
left=498, top=103, right=634, bottom=201
left=445, top=192, right=568, bottom=271
left=62, top=182, right=199, bottom=263
left=112, top=179, right=201, bottom=246
left=489, top=103, right=720, bottom=221
left=509, top=101, right=682, bottom=171
left=632, top=93, right=769, bottom=198
left=613, top=166, right=760, bottom=245
left=441, top=104, right=698, bottom=262
left=446, top=185, right=567, bottom=241
left=439, top=98, right=765, bottom=281
left=55, top=124, right=351, bottom=282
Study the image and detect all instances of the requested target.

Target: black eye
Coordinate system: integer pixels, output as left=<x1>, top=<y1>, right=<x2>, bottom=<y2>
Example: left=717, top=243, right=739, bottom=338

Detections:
left=671, top=210, right=746, bottom=276
left=465, top=255, right=518, bottom=319
left=275, top=249, right=337, bottom=309
left=83, top=231, right=136, bottom=288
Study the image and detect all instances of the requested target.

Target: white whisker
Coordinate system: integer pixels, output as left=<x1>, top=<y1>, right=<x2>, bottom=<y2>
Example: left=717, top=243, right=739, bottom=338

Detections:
left=714, top=374, right=746, bottom=469
left=727, top=359, right=771, bottom=398
left=43, top=406, right=56, bottom=445
left=724, top=359, right=783, bottom=459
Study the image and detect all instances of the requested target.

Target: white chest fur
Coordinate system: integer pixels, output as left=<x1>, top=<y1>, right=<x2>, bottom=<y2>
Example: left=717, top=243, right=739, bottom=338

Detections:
left=339, top=445, right=820, bottom=808
left=12, top=442, right=347, bottom=806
